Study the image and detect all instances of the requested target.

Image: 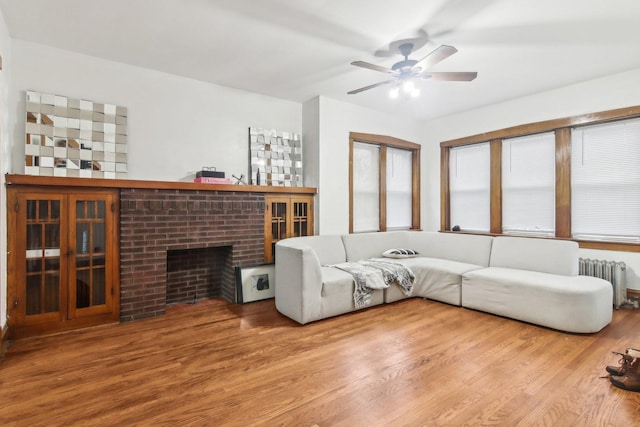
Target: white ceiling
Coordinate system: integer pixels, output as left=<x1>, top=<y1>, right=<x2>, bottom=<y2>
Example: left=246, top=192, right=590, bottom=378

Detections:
left=2, top=0, right=640, bottom=121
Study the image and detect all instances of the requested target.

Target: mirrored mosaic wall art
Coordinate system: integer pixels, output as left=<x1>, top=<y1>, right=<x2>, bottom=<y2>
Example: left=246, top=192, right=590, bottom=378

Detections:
left=249, top=127, right=302, bottom=187
left=25, top=91, right=128, bottom=178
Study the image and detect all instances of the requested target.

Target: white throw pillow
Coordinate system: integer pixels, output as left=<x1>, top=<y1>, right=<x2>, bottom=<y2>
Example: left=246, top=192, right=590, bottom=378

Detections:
left=382, top=248, right=419, bottom=259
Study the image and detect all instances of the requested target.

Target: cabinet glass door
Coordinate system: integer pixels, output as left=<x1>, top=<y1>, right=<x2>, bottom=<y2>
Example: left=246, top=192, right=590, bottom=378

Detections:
left=69, top=196, right=113, bottom=317
left=8, top=188, right=119, bottom=339
left=269, top=200, right=288, bottom=262
left=264, top=198, right=288, bottom=263
left=271, top=201, right=288, bottom=241
left=264, top=195, right=314, bottom=263
left=292, top=200, right=310, bottom=238
left=20, top=195, right=67, bottom=323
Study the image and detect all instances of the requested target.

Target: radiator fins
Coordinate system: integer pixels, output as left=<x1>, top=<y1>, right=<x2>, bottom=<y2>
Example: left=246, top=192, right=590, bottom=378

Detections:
left=579, top=258, right=628, bottom=309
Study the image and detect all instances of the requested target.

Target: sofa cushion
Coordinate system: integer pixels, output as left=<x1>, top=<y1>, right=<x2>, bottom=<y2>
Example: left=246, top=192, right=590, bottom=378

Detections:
left=462, top=267, right=612, bottom=333
left=320, top=266, right=356, bottom=297
left=489, top=236, right=578, bottom=276
left=385, top=257, right=485, bottom=305
left=406, top=232, right=494, bottom=267
left=319, top=266, right=385, bottom=318
left=341, top=231, right=411, bottom=261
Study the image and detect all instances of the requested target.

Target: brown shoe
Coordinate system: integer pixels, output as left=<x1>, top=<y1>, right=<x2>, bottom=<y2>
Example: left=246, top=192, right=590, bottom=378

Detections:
left=606, top=348, right=640, bottom=376
left=610, top=356, right=640, bottom=392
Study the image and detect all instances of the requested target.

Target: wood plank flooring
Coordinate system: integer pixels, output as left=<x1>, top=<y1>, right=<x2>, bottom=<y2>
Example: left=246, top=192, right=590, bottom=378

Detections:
left=1, top=298, right=640, bottom=426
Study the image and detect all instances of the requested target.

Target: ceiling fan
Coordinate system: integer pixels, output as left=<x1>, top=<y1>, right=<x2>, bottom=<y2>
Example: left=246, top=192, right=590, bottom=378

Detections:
left=348, top=42, right=477, bottom=96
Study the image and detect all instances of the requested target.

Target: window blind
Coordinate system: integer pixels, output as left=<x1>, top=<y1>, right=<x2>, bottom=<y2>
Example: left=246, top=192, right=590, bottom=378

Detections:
left=386, top=147, right=413, bottom=229
left=449, top=143, right=490, bottom=232
left=571, top=118, right=640, bottom=241
left=502, top=132, right=555, bottom=236
left=353, top=142, right=380, bottom=233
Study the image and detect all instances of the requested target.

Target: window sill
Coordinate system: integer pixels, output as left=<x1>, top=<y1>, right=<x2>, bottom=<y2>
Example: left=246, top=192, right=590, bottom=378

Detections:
left=440, top=230, right=640, bottom=252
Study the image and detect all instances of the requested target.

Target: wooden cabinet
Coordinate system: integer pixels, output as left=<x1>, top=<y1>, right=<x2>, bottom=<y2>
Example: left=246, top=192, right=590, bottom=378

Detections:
left=264, top=195, right=314, bottom=263
left=7, top=187, right=119, bottom=339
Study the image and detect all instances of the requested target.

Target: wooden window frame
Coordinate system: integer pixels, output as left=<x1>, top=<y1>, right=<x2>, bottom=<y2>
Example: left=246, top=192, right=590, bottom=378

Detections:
left=440, top=105, right=640, bottom=252
left=349, top=132, right=421, bottom=233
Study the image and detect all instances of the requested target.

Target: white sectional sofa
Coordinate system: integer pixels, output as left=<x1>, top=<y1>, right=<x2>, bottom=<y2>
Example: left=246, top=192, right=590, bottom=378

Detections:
left=274, top=231, right=613, bottom=333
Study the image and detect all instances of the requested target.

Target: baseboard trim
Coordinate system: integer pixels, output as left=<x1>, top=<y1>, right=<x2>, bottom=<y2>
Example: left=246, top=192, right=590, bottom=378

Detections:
left=628, top=289, right=640, bottom=299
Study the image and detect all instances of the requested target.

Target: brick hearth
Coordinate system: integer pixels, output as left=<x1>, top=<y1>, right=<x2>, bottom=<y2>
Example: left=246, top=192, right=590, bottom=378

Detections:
left=119, top=188, right=265, bottom=321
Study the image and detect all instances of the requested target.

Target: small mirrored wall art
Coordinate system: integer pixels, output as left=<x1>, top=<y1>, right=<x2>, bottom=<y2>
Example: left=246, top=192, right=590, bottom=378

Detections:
left=249, top=127, right=302, bottom=187
left=25, top=91, right=128, bottom=179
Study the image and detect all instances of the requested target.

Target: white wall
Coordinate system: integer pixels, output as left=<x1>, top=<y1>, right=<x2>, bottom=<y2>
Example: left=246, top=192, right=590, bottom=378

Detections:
left=304, top=96, right=423, bottom=235
left=0, top=7, right=12, bottom=330
left=10, top=40, right=302, bottom=182
left=422, top=67, right=640, bottom=290
left=301, top=97, right=320, bottom=233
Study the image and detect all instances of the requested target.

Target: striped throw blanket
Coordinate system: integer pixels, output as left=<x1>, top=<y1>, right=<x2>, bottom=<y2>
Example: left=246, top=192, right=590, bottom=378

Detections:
left=331, top=258, right=415, bottom=309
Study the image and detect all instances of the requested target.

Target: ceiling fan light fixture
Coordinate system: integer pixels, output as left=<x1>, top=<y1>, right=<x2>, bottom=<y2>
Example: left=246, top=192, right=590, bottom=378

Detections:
left=348, top=42, right=477, bottom=97
left=402, top=79, right=416, bottom=94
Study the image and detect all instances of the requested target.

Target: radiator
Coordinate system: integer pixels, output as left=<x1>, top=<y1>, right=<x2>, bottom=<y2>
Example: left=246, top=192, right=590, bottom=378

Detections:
left=579, top=258, right=628, bottom=309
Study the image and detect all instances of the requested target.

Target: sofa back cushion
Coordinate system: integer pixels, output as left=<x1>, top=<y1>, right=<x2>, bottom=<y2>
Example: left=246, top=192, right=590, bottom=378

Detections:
left=489, top=236, right=579, bottom=276
left=277, top=235, right=346, bottom=266
left=341, top=231, right=411, bottom=262
left=406, top=232, right=494, bottom=267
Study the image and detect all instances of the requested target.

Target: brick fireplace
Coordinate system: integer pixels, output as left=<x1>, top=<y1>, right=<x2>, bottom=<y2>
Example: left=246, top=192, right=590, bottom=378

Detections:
left=119, top=188, right=265, bottom=321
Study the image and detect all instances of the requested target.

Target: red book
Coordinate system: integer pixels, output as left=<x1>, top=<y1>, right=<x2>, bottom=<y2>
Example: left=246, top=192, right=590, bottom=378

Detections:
left=194, top=177, right=231, bottom=184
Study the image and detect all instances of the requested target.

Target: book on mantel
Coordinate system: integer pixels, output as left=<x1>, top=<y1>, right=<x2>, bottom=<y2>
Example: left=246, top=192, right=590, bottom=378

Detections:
left=196, top=169, right=225, bottom=178
left=193, top=177, right=231, bottom=184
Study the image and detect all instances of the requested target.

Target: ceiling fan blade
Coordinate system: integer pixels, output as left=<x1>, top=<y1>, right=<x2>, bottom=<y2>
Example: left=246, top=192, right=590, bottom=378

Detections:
left=414, top=45, right=458, bottom=71
left=421, top=71, right=478, bottom=81
left=348, top=80, right=395, bottom=95
left=351, top=61, right=396, bottom=74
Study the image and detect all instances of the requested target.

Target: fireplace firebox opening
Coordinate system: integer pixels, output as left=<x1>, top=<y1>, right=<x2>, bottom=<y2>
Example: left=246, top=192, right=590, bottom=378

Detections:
left=166, top=246, right=233, bottom=306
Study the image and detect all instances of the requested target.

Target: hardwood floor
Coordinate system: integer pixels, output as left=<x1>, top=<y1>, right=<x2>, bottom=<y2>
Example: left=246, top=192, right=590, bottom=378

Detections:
left=1, top=298, right=640, bottom=426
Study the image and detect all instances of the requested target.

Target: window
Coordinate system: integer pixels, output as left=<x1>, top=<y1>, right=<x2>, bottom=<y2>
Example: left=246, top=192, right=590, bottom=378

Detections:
left=440, top=104, right=640, bottom=251
left=352, top=142, right=380, bottom=232
left=502, top=132, right=555, bottom=236
left=571, top=119, right=640, bottom=242
left=449, top=143, right=490, bottom=232
left=386, top=147, right=413, bottom=229
left=350, top=132, right=420, bottom=233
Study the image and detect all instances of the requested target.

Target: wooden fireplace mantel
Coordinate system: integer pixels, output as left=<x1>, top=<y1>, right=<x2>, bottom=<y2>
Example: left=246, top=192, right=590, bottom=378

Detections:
left=4, top=174, right=317, bottom=195
left=5, top=173, right=316, bottom=326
